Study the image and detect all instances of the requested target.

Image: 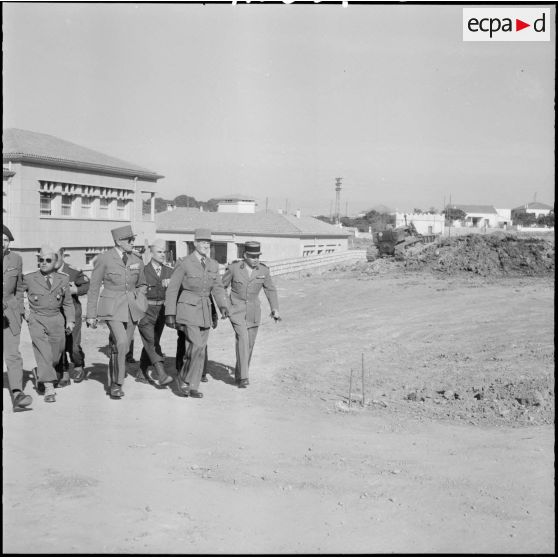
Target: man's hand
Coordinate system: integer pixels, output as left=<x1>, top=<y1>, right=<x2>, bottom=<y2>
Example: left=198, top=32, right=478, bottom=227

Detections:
left=69, top=282, right=78, bottom=295
left=65, top=322, right=75, bottom=334
left=165, top=315, right=177, bottom=329
left=220, top=307, right=230, bottom=319
left=271, top=310, right=282, bottom=322
left=162, top=278, right=170, bottom=288
left=86, top=318, right=98, bottom=329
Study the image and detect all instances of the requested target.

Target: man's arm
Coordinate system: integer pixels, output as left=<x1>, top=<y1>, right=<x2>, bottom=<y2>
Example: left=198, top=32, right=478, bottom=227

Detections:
left=74, top=269, right=90, bottom=296
left=262, top=267, right=279, bottom=312
left=86, top=254, right=105, bottom=319
left=210, top=264, right=229, bottom=316
left=62, top=278, right=76, bottom=327
left=164, top=261, right=185, bottom=317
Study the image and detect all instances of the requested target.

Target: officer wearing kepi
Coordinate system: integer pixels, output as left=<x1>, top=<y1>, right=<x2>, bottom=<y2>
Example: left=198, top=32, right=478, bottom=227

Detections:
left=222, top=241, right=280, bottom=388
left=3, top=224, right=33, bottom=411
left=86, top=225, right=148, bottom=399
left=137, top=238, right=174, bottom=387
left=165, top=228, right=229, bottom=398
left=23, top=245, right=75, bottom=403
left=55, top=248, right=90, bottom=386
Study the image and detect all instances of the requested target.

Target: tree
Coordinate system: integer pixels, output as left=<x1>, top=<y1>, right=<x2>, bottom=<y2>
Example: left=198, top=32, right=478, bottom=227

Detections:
left=154, top=197, right=171, bottom=213
left=513, top=211, right=536, bottom=227
left=537, top=213, right=554, bottom=228
left=443, top=207, right=466, bottom=222
left=413, top=208, right=423, bottom=214
left=174, top=194, right=200, bottom=208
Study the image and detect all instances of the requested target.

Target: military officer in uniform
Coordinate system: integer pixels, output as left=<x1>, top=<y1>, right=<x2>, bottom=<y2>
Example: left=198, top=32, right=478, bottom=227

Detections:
left=137, top=238, right=173, bottom=386
left=165, top=228, right=229, bottom=398
left=86, top=225, right=148, bottom=399
left=3, top=225, right=33, bottom=411
left=23, top=245, right=75, bottom=403
left=222, top=241, right=280, bottom=388
left=55, top=248, right=90, bottom=386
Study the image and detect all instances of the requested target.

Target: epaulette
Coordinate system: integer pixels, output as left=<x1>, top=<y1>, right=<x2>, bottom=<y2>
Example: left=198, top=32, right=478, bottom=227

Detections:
left=57, top=270, right=69, bottom=276
left=162, top=262, right=173, bottom=268
left=259, top=262, right=268, bottom=268
left=23, top=269, right=36, bottom=277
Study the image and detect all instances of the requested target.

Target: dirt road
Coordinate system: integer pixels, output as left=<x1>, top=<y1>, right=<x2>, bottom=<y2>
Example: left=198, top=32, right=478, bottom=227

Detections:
left=3, top=269, right=554, bottom=554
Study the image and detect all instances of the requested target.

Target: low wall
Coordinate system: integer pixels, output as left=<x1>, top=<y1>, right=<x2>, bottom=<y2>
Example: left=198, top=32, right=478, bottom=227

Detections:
left=266, top=250, right=366, bottom=276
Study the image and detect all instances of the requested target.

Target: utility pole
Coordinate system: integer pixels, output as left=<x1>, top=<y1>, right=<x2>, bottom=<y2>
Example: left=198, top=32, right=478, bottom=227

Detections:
left=345, top=200, right=348, bottom=217
left=285, top=198, right=289, bottom=215
left=335, top=177, right=342, bottom=224
left=265, top=197, right=269, bottom=214
left=329, top=200, right=333, bottom=221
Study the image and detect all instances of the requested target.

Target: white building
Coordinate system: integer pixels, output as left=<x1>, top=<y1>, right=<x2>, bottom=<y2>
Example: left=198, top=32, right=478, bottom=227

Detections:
left=3, top=128, right=163, bottom=270
left=512, top=202, right=553, bottom=219
left=450, top=205, right=502, bottom=228
left=216, top=194, right=258, bottom=214
left=394, top=212, right=445, bottom=235
left=156, top=197, right=350, bottom=265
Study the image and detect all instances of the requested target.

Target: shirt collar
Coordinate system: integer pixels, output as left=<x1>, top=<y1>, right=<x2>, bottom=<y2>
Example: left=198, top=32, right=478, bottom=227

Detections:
left=194, top=251, right=206, bottom=262
left=114, top=246, right=124, bottom=258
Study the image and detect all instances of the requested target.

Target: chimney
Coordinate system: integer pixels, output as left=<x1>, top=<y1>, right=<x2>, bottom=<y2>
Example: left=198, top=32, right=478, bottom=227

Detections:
left=295, top=209, right=301, bottom=218
left=166, top=203, right=174, bottom=212
left=277, top=208, right=284, bottom=215
left=200, top=206, right=204, bottom=212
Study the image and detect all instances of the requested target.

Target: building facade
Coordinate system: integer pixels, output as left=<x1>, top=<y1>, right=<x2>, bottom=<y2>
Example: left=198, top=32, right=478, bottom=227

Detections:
left=512, top=202, right=553, bottom=219
left=394, top=212, right=445, bottom=235
left=3, top=128, right=163, bottom=270
left=156, top=198, right=350, bottom=266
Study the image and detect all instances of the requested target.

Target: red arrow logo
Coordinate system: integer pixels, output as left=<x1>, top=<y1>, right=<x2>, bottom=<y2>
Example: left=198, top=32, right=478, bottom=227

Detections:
left=516, top=19, right=530, bottom=31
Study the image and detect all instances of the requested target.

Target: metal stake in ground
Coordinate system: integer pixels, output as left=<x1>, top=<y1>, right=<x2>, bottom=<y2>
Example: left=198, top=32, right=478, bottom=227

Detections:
left=348, top=368, right=354, bottom=408
left=362, top=353, right=366, bottom=407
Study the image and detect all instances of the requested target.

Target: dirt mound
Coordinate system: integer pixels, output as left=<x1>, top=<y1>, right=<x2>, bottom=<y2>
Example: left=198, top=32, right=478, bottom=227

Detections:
left=403, top=233, right=554, bottom=277
left=398, top=375, right=555, bottom=426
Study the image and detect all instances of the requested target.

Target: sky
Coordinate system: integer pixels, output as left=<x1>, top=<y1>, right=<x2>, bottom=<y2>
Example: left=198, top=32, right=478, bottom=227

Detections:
left=3, top=3, right=555, bottom=215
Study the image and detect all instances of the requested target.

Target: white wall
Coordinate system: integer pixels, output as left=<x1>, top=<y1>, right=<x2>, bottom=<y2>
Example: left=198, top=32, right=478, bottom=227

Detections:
left=4, top=162, right=158, bottom=270
left=395, top=213, right=445, bottom=235
left=156, top=231, right=348, bottom=265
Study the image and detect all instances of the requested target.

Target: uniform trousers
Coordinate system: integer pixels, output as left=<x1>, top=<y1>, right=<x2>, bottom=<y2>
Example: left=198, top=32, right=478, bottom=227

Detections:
left=62, top=303, right=85, bottom=367
left=231, top=319, right=259, bottom=381
left=179, top=324, right=210, bottom=391
left=106, top=312, right=136, bottom=385
left=3, top=322, right=24, bottom=391
left=176, top=328, right=208, bottom=372
left=138, top=304, right=166, bottom=370
left=28, top=313, right=64, bottom=383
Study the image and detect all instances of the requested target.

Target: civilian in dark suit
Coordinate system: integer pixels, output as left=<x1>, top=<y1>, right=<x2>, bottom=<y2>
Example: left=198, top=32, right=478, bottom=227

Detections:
left=137, top=239, right=173, bottom=386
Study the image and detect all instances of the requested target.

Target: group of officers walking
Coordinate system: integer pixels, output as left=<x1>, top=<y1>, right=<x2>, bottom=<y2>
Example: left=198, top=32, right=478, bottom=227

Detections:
left=3, top=223, right=280, bottom=411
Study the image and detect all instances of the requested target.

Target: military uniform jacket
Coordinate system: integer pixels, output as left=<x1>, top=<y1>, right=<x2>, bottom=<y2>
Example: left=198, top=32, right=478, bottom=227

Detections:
left=145, top=260, right=173, bottom=301
left=23, top=270, right=75, bottom=323
left=86, top=248, right=148, bottom=322
left=165, top=252, right=228, bottom=328
left=222, top=260, right=279, bottom=327
left=3, top=250, right=25, bottom=335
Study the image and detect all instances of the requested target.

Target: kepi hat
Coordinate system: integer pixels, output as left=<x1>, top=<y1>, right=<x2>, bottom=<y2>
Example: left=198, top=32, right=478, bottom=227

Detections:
left=3, top=225, right=14, bottom=242
left=194, top=228, right=212, bottom=241
left=111, top=225, right=136, bottom=242
left=244, top=241, right=262, bottom=256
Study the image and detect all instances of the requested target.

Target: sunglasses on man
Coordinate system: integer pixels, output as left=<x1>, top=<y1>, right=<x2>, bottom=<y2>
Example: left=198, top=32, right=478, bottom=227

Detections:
left=38, top=258, right=54, bottom=263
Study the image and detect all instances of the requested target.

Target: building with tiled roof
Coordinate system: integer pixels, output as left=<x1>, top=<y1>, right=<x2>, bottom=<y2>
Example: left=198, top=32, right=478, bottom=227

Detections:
left=3, top=128, right=163, bottom=270
left=512, top=201, right=553, bottom=219
left=156, top=207, right=350, bottom=264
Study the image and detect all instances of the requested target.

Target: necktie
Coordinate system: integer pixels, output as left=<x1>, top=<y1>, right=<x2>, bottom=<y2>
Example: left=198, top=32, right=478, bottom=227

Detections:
left=46, top=276, right=52, bottom=290
left=122, top=252, right=128, bottom=265
left=200, top=257, right=206, bottom=269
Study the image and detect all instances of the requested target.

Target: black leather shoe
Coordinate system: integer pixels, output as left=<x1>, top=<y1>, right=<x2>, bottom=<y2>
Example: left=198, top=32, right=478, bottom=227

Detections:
left=158, top=374, right=173, bottom=387
left=109, top=384, right=124, bottom=399
left=201, top=375, right=208, bottom=383
left=44, top=393, right=56, bottom=403
left=72, top=367, right=85, bottom=383
left=57, top=378, right=71, bottom=388
left=126, top=355, right=137, bottom=364
left=238, top=379, right=250, bottom=389
left=135, top=371, right=149, bottom=384
left=13, top=391, right=33, bottom=410
left=176, top=380, right=190, bottom=397
left=189, top=389, right=203, bottom=398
